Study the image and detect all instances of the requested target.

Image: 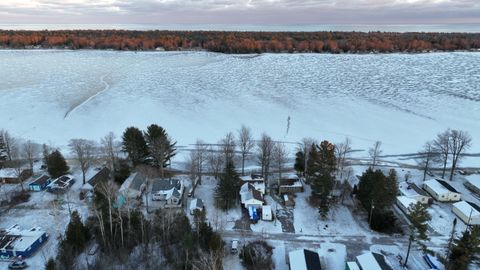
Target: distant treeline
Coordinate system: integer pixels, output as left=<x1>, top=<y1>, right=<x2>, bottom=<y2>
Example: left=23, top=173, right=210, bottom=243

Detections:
left=0, top=30, right=479, bottom=53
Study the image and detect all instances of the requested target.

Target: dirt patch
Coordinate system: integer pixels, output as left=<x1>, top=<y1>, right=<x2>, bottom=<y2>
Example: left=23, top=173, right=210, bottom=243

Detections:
left=276, top=208, right=295, bottom=233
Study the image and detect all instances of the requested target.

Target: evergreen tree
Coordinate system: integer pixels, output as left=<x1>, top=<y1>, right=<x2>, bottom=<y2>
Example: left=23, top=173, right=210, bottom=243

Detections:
left=47, top=150, right=70, bottom=178
left=294, top=151, right=305, bottom=176
left=308, top=141, right=336, bottom=218
left=404, top=202, right=431, bottom=266
left=144, top=124, right=176, bottom=177
left=65, top=210, right=89, bottom=253
left=357, top=168, right=398, bottom=212
left=215, top=161, right=240, bottom=210
left=448, top=226, right=480, bottom=270
left=122, top=127, right=148, bottom=166
left=0, top=132, right=7, bottom=168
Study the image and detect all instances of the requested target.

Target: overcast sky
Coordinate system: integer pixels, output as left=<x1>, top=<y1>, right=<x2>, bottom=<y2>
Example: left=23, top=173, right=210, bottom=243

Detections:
left=0, top=0, right=479, bottom=25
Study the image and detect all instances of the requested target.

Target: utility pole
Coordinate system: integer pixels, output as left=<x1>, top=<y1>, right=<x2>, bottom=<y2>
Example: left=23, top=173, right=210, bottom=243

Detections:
left=369, top=200, right=375, bottom=227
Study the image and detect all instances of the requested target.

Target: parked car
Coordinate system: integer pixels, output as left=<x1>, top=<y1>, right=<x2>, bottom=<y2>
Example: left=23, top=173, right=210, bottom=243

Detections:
left=8, top=260, right=27, bottom=269
left=231, top=240, right=239, bottom=254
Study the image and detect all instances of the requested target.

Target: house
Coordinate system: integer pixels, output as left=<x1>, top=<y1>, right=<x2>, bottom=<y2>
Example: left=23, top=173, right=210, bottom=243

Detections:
left=464, top=177, right=480, bottom=195
left=29, top=175, right=51, bottom=191
left=0, top=225, right=48, bottom=258
left=240, top=182, right=265, bottom=196
left=398, top=182, right=432, bottom=204
left=356, top=252, right=393, bottom=270
left=288, top=249, right=322, bottom=270
left=0, top=168, right=32, bottom=184
left=452, top=201, right=480, bottom=225
left=240, top=188, right=264, bottom=209
left=151, top=178, right=184, bottom=205
left=81, top=167, right=111, bottom=192
left=262, top=205, right=272, bottom=221
left=189, top=198, right=204, bottom=215
left=46, top=175, right=75, bottom=193
left=396, top=196, right=417, bottom=214
left=423, top=179, right=461, bottom=202
left=278, top=173, right=303, bottom=194
left=119, top=172, right=146, bottom=200
left=239, top=174, right=265, bottom=184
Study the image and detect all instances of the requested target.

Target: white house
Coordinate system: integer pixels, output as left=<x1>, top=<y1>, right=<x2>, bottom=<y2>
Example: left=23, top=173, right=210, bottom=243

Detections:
left=396, top=196, right=418, bottom=214
left=119, top=172, right=146, bottom=200
left=423, top=179, right=461, bottom=202
left=356, top=252, right=393, bottom=270
left=398, top=182, right=432, bottom=204
left=240, top=188, right=264, bottom=209
left=452, top=201, right=480, bottom=225
left=151, top=178, right=184, bottom=205
left=262, top=205, right=272, bottom=221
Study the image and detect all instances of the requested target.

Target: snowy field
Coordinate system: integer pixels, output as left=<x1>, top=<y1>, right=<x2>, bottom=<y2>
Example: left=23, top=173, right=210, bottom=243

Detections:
left=0, top=50, right=479, bottom=167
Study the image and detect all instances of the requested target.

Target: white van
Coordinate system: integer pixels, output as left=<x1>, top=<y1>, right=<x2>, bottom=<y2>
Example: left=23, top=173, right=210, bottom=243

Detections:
left=231, top=240, right=239, bottom=254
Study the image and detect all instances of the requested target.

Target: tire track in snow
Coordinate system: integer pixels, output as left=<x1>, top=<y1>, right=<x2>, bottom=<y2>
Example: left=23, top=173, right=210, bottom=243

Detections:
left=64, top=74, right=110, bottom=119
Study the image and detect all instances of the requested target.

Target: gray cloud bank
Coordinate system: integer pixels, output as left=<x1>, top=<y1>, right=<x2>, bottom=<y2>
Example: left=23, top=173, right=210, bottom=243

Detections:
left=0, top=0, right=479, bottom=24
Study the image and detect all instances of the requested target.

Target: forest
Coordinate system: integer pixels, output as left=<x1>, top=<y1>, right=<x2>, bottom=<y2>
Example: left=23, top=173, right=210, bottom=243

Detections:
left=0, top=30, right=479, bottom=53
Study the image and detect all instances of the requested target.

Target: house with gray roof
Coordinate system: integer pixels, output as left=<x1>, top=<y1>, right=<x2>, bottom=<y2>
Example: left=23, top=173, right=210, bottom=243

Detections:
left=119, top=172, right=147, bottom=200
left=151, top=178, right=184, bottom=205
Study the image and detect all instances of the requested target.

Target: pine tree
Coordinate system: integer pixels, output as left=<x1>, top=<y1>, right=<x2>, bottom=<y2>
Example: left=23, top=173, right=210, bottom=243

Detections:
left=215, top=161, right=240, bottom=210
left=357, top=168, right=398, bottom=211
left=47, top=150, right=70, bottom=178
left=65, top=210, right=89, bottom=252
left=294, top=151, right=305, bottom=176
left=448, top=226, right=480, bottom=270
left=122, top=127, right=148, bottom=166
left=144, top=124, right=176, bottom=177
left=404, top=202, right=431, bottom=266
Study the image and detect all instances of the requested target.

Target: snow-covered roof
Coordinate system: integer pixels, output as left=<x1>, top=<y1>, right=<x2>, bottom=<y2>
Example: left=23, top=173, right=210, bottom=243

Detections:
left=0, top=168, right=17, bottom=178
left=119, top=172, right=146, bottom=193
left=282, top=173, right=300, bottom=180
left=0, top=225, right=47, bottom=253
left=424, top=179, right=459, bottom=195
left=346, top=262, right=360, bottom=270
left=453, top=201, right=480, bottom=218
left=466, top=178, right=480, bottom=190
left=262, top=205, right=271, bottom=212
left=397, top=196, right=417, bottom=210
left=239, top=174, right=264, bottom=182
left=289, top=249, right=321, bottom=270
left=356, top=252, right=392, bottom=270
left=189, top=198, right=204, bottom=211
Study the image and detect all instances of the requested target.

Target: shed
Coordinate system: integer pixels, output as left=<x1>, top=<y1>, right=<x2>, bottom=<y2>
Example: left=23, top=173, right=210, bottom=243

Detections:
left=423, top=179, right=461, bottom=202
left=356, top=252, right=393, bottom=270
left=262, top=205, right=273, bottom=221
left=452, top=201, right=480, bottom=225
left=288, top=249, right=321, bottom=270
left=0, top=168, right=32, bottom=184
left=396, top=196, right=417, bottom=214
left=189, top=198, right=204, bottom=215
left=465, top=178, right=480, bottom=195
left=29, top=175, right=51, bottom=191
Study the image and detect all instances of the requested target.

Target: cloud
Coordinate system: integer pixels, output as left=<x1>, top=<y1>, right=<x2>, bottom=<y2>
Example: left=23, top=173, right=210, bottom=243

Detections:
left=0, top=0, right=479, bottom=24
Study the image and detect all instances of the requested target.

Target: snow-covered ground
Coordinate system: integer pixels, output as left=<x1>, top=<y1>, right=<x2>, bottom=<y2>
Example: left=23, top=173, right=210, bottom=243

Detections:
left=0, top=163, right=91, bottom=270
left=1, top=51, right=479, bottom=167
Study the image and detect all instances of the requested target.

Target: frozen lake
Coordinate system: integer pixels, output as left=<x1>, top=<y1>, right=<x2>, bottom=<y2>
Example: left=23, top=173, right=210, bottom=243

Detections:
left=0, top=50, right=479, bottom=161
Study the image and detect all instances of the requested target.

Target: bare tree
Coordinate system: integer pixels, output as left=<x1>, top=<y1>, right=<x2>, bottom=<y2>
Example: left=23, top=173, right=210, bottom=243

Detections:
left=221, top=132, right=236, bottom=164
left=11, top=160, right=27, bottom=192
left=192, top=250, right=223, bottom=270
left=448, top=130, right=472, bottom=181
left=297, top=137, right=316, bottom=177
left=368, top=141, right=382, bottom=169
left=417, top=142, right=437, bottom=182
left=208, top=145, right=224, bottom=180
left=69, top=139, right=96, bottom=185
left=272, top=142, right=288, bottom=182
left=191, top=139, right=208, bottom=184
left=257, top=133, right=274, bottom=183
left=237, top=125, right=255, bottom=176
left=22, top=140, right=39, bottom=171
left=1, top=130, right=17, bottom=161
left=335, top=137, right=352, bottom=180
left=101, top=132, right=120, bottom=173
left=433, top=129, right=451, bottom=179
